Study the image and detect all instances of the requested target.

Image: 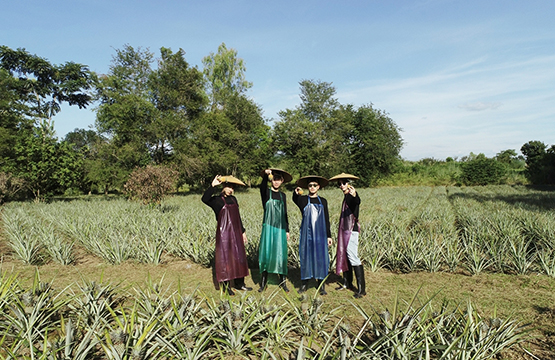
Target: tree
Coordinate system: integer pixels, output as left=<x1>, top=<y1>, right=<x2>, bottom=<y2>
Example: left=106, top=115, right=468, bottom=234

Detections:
left=0, top=46, right=95, bottom=131
left=13, top=128, right=83, bottom=198
left=124, top=165, right=179, bottom=205
left=521, top=141, right=555, bottom=184
left=95, top=45, right=155, bottom=151
left=0, top=46, right=95, bottom=198
left=202, top=43, right=252, bottom=110
left=347, top=104, right=404, bottom=185
left=272, top=80, right=345, bottom=176
left=272, top=80, right=403, bottom=182
left=149, top=47, right=206, bottom=163
left=173, top=94, right=271, bottom=186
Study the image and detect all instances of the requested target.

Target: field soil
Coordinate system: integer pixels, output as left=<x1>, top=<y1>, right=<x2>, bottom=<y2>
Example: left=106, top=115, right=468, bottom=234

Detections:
left=1, top=239, right=554, bottom=359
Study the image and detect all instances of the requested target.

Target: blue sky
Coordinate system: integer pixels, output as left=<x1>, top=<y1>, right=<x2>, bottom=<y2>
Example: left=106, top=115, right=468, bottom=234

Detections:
left=3, top=0, right=554, bottom=160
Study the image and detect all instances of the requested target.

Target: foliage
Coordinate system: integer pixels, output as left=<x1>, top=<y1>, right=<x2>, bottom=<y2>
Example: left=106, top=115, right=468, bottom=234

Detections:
left=272, top=79, right=344, bottom=177
left=124, top=165, right=179, bottom=205
left=0, top=172, right=26, bottom=204
left=347, top=103, right=404, bottom=185
left=272, top=80, right=403, bottom=181
left=521, top=140, right=555, bottom=184
left=0, top=46, right=96, bottom=199
left=149, top=47, right=207, bottom=164
left=12, top=128, right=83, bottom=199
left=459, top=154, right=507, bottom=186
left=202, top=42, right=253, bottom=110
left=0, top=45, right=96, bottom=125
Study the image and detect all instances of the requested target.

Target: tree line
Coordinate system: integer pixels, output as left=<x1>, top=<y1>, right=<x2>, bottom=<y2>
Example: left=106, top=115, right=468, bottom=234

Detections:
left=0, top=44, right=553, bottom=202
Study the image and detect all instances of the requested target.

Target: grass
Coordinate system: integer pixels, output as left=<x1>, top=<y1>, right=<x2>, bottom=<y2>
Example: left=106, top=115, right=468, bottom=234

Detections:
left=1, top=185, right=555, bottom=358
left=0, top=248, right=553, bottom=358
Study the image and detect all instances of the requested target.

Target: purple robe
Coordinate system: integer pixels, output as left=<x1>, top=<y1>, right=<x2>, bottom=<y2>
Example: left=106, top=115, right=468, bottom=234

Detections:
left=214, top=196, right=249, bottom=282
left=336, top=199, right=359, bottom=275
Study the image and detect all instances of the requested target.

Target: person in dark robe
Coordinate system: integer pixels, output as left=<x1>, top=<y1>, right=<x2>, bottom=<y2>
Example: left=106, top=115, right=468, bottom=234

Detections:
left=258, top=168, right=292, bottom=292
left=293, top=175, right=332, bottom=295
left=202, top=175, right=251, bottom=295
left=329, top=173, right=366, bottom=298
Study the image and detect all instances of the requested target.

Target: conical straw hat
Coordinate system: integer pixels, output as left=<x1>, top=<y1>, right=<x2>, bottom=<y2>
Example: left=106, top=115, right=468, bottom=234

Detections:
left=296, top=175, right=329, bottom=189
left=219, top=175, right=246, bottom=186
left=328, top=173, right=360, bottom=182
left=259, top=168, right=293, bottom=183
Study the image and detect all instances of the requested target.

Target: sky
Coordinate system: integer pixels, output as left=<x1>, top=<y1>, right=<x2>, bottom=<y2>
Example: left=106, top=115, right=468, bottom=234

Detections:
left=2, top=0, right=554, bottom=161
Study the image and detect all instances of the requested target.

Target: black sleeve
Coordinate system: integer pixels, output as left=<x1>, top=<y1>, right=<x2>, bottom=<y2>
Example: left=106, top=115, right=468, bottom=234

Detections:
left=292, top=192, right=308, bottom=211
left=345, top=193, right=361, bottom=214
left=201, top=185, right=215, bottom=205
left=202, top=186, right=222, bottom=219
left=260, top=174, right=270, bottom=207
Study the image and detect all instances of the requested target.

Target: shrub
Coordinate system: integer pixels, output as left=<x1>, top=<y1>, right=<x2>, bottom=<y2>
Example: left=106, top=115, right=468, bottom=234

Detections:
left=0, top=172, right=26, bottom=204
left=123, top=165, right=179, bottom=205
left=459, top=155, right=506, bottom=185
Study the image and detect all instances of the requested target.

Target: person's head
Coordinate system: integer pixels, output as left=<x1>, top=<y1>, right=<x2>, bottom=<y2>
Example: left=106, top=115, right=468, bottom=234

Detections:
left=221, top=183, right=235, bottom=197
left=328, top=173, right=359, bottom=194
left=337, top=179, right=350, bottom=194
left=296, top=175, right=329, bottom=196
left=307, top=179, right=321, bottom=196
left=271, top=172, right=284, bottom=190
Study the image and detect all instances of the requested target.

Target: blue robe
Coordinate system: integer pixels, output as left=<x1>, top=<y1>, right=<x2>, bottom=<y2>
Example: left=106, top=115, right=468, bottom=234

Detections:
left=299, top=196, right=329, bottom=280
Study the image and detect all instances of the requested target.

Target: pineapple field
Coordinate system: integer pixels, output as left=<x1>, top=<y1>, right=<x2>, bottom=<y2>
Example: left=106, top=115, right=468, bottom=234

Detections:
left=0, top=185, right=554, bottom=359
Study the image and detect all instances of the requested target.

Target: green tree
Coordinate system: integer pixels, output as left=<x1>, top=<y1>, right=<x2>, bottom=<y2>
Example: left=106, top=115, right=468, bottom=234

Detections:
left=202, top=43, right=252, bottom=110
left=272, top=80, right=345, bottom=177
left=13, top=128, right=83, bottom=198
left=521, top=141, right=555, bottom=184
left=272, top=80, right=403, bottom=182
left=149, top=47, right=206, bottom=164
left=95, top=45, right=155, bottom=152
left=347, top=104, right=404, bottom=185
left=0, top=45, right=95, bottom=132
left=0, top=46, right=95, bottom=198
left=173, top=94, right=270, bottom=186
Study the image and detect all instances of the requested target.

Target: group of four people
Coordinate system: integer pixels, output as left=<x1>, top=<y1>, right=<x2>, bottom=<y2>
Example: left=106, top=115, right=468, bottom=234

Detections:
left=201, top=169, right=366, bottom=298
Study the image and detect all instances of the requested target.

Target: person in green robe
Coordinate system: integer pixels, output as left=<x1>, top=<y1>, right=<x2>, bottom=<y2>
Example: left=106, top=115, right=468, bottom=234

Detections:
left=258, top=168, right=292, bottom=292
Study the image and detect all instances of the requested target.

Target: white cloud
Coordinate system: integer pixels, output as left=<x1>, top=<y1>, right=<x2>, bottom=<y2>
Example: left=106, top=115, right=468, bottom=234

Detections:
left=458, top=102, right=502, bottom=111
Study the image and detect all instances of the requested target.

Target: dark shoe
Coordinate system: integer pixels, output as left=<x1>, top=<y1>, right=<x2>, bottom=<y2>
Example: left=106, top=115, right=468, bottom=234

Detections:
left=345, top=266, right=356, bottom=291
left=317, top=280, right=327, bottom=296
left=258, top=271, right=268, bottom=292
left=222, top=282, right=235, bottom=296
left=235, top=285, right=253, bottom=291
left=353, top=265, right=366, bottom=298
left=233, top=277, right=252, bottom=291
left=279, top=274, right=289, bottom=293
left=335, top=275, right=348, bottom=290
left=298, top=280, right=308, bottom=293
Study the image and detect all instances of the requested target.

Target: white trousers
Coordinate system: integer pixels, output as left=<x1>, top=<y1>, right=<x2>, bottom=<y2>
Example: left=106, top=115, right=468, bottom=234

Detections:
left=346, top=231, right=362, bottom=267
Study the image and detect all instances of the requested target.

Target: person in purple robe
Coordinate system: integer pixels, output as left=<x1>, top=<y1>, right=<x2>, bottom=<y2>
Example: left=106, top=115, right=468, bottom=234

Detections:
left=329, top=173, right=366, bottom=298
left=202, top=175, right=251, bottom=295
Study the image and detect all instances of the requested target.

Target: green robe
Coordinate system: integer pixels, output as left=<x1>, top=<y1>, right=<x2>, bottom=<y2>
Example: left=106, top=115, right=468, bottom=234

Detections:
left=259, top=195, right=288, bottom=275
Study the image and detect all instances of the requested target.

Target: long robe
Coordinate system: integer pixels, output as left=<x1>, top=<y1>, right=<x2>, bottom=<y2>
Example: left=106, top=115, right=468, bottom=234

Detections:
left=259, top=193, right=288, bottom=275
left=336, top=199, right=360, bottom=274
left=214, top=196, right=249, bottom=282
left=299, top=196, right=329, bottom=280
